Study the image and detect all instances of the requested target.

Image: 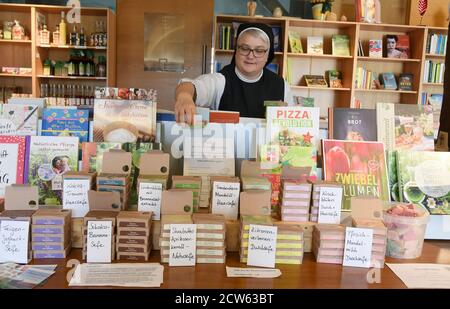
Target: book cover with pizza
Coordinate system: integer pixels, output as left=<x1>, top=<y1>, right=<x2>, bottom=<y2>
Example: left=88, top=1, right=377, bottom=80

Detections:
left=323, top=139, right=389, bottom=210
left=0, top=136, right=28, bottom=197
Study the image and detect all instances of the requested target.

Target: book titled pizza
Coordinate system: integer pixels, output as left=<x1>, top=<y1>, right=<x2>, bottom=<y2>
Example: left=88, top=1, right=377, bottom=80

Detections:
left=0, top=136, right=28, bottom=198
left=322, top=139, right=390, bottom=211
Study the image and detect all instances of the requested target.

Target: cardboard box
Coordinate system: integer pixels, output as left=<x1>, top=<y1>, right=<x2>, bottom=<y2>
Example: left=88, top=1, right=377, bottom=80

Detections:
left=117, top=236, right=150, bottom=246
left=32, top=209, right=71, bottom=226
left=151, top=220, right=161, bottom=250
left=139, top=151, right=170, bottom=176
left=350, top=196, right=387, bottom=235
left=116, top=252, right=150, bottom=261
left=83, top=210, right=119, bottom=226
left=161, top=190, right=193, bottom=215
left=117, top=211, right=152, bottom=229
left=4, top=185, right=39, bottom=211
left=33, top=244, right=71, bottom=259
left=63, top=171, right=97, bottom=188
left=239, top=190, right=271, bottom=216
left=116, top=243, right=151, bottom=253
left=32, top=224, right=69, bottom=235
left=88, top=190, right=122, bottom=211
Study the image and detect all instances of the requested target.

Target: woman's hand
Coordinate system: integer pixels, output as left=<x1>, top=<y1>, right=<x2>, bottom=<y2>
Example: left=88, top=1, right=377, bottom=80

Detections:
left=175, top=83, right=197, bottom=126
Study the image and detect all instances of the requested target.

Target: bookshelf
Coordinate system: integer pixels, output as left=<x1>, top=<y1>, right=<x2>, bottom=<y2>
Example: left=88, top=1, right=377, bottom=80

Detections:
left=213, top=15, right=447, bottom=115
left=0, top=3, right=116, bottom=100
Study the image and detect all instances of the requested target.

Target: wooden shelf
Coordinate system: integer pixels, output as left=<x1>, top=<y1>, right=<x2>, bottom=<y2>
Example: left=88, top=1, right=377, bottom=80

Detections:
left=37, top=44, right=107, bottom=50
left=291, top=86, right=351, bottom=91
left=425, top=53, right=446, bottom=59
left=37, top=75, right=107, bottom=80
left=359, top=22, right=424, bottom=33
left=355, top=89, right=417, bottom=94
left=0, top=73, right=32, bottom=78
left=0, top=39, right=32, bottom=44
left=288, top=53, right=353, bottom=59
left=357, top=56, right=421, bottom=63
left=423, top=83, right=444, bottom=86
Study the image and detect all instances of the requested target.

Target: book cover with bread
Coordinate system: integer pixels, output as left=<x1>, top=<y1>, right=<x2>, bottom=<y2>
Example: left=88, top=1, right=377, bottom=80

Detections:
left=93, top=99, right=156, bottom=144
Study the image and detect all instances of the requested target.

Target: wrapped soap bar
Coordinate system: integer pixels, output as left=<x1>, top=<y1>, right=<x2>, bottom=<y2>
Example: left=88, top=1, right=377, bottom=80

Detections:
left=383, top=203, right=429, bottom=259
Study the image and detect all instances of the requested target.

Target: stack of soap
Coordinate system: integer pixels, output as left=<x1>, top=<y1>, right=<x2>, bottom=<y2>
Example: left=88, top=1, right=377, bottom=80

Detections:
left=137, top=175, right=168, bottom=191
left=172, top=176, right=202, bottom=212
left=193, top=214, right=226, bottom=264
left=273, top=223, right=304, bottom=264
left=31, top=209, right=72, bottom=259
left=0, top=210, right=35, bottom=262
left=116, top=211, right=152, bottom=261
left=312, top=224, right=345, bottom=264
left=239, top=215, right=273, bottom=263
left=159, top=214, right=193, bottom=263
left=97, top=174, right=131, bottom=210
left=82, top=211, right=118, bottom=260
left=199, top=176, right=211, bottom=211
left=279, top=181, right=312, bottom=222
left=273, top=220, right=316, bottom=253
left=353, top=219, right=387, bottom=268
left=310, top=182, right=342, bottom=222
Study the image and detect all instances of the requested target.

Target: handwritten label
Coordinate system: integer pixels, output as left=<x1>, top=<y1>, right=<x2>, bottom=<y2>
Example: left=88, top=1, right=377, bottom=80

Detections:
left=0, top=143, right=19, bottom=197
left=343, top=227, right=373, bottom=268
left=0, top=119, right=16, bottom=135
left=211, top=181, right=240, bottom=220
left=247, top=225, right=278, bottom=268
left=138, top=182, right=162, bottom=220
left=0, top=220, right=29, bottom=264
left=318, top=187, right=343, bottom=224
left=87, top=221, right=112, bottom=263
left=63, top=179, right=90, bottom=217
left=169, top=224, right=196, bottom=267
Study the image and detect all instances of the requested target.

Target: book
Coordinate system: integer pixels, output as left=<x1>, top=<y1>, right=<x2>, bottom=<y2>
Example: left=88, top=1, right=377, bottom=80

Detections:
left=209, top=110, right=239, bottom=123
left=304, top=75, right=328, bottom=88
left=428, top=94, right=443, bottom=139
left=288, top=31, right=303, bottom=53
left=328, top=108, right=377, bottom=141
left=369, top=39, right=383, bottom=58
left=307, top=36, right=323, bottom=55
left=327, top=70, right=343, bottom=88
left=27, top=136, right=79, bottom=206
left=0, top=104, right=38, bottom=136
left=322, top=139, right=389, bottom=211
left=266, top=63, right=279, bottom=74
left=93, top=99, right=156, bottom=143
left=376, top=103, right=434, bottom=152
left=332, top=35, right=350, bottom=56
left=386, top=34, right=410, bottom=59
left=266, top=106, right=321, bottom=151
left=398, top=73, right=413, bottom=91
left=41, top=108, right=90, bottom=143
left=379, top=73, right=397, bottom=90
left=397, top=150, right=450, bottom=215
left=271, top=26, right=282, bottom=52
left=293, top=96, right=314, bottom=107
left=0, top=136, right=27, bottom=198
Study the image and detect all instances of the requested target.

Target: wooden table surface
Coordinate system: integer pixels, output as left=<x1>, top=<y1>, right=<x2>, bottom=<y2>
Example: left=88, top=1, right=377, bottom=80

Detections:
left=32, top=241, right=450, bottom=289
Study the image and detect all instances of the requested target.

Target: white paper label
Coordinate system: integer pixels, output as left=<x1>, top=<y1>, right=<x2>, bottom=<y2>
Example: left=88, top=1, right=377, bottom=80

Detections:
left=0, top=119, right=16, bottom=135
left=211, top=181, right=240, bottom=220
left=318, top=187, right=343, bottom=224
left=169, top=224, right=196, bottom=267
left=226, top=266, right=282, bottom=278
left=0, top=143, right=19, bottom=197
left=0, top=220, right=29, bottom=264
left=87, top=221, right=112, bottom=263
left=138, top=182, right=162, bottom=220
left=63, top=179, right=90, bottom=217
left=52, top=174, right=63, bottom=190
left=343, top=227, right=373, bottom=268
left=247, top=224, right=277, bottom=268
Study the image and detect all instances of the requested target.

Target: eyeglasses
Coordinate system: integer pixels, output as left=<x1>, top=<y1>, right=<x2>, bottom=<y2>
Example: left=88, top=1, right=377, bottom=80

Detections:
left=237, top=45, right=268, bottom=58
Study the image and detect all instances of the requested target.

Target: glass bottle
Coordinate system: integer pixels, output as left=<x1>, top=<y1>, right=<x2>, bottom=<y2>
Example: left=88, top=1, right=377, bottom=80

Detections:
left=53, top=25, right=60, bottom=46
left=40, top=24, right=50, bottom=45
left=96, top=55, right=107, bottom=77
left=43, top=59, right=52, bottom=76
left=59, top=11, right=67, bottom=46
left=70, top=24, right=78, bottom=46
left=79, top=26, right=86, bottom=46
left=12, top=20, right=25, bottom=40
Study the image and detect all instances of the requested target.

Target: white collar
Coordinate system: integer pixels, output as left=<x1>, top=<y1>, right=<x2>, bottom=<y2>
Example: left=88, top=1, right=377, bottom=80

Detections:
left=235, top=67, right=263, bottom=83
